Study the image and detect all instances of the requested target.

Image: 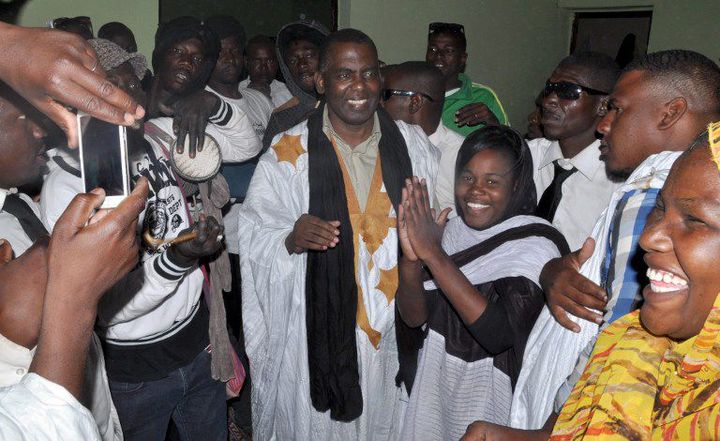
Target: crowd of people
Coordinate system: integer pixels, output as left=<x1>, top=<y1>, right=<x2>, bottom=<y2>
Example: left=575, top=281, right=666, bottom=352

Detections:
left=0, top=12, right=719, bottom=441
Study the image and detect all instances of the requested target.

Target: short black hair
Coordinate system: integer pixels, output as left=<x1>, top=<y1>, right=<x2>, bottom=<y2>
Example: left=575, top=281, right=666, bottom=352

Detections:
left=428, top=22, right=466, bottom=52
left=246, top=35, right=274, bottom=54
left=98, top=22, right=133, bottom=41
left=557, top=51, right=620, bottom=94
left=318, top=28, right=377, bottom=72
left=205, top=16, right=246, bottom=50
left=152, top=16, right=220, bottom=91
left=625, top=49, right=720, bottom=114
left=385, top=61, right=445, bottom=102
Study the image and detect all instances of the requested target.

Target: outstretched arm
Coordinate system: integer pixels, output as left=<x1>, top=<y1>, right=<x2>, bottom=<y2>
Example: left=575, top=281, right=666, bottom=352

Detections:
left=540, top=238, right=607, bottom=332
left=30, top=180, right=148, bottom=398
left=0, top=22, right=143, bottom=147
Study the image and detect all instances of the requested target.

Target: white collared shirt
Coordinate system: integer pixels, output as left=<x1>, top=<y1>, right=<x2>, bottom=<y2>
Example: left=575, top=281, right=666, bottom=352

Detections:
left=429, top=123, right=466, bottom=218
left=0, top=188, right=40, bottom=256
left=528, top=138, right=621, bottom=250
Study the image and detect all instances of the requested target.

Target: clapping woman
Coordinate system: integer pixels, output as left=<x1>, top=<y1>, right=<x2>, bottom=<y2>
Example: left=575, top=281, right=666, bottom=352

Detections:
left=397, top=126, right=569, bottom=440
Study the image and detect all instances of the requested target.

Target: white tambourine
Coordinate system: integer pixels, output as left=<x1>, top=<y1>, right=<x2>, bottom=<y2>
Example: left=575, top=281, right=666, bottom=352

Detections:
left=170, top=133, right=222, bottom=182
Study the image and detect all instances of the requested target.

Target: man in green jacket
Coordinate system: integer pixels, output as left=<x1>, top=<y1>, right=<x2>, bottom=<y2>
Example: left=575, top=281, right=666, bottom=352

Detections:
left=426, top=22, right=507, bottom=136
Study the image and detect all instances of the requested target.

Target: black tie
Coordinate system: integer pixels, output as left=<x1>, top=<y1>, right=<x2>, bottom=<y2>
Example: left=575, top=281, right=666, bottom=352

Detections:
left=2, top=193, right=48, bottom=242
left=536, top=160, right=578, bottom=222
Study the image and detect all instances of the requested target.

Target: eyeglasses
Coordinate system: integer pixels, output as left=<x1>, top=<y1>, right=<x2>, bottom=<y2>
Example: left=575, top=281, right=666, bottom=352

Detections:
left=543, top=81, right=608, bottom=100
left=383, top=89, right=434, bottom=102
left=429, top=22, right=465, bottom=36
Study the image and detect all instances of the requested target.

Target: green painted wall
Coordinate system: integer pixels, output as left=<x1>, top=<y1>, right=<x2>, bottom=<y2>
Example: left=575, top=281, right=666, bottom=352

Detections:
left=340, top=0, right=570, bottom=130
left=159, top=0, right=333, bottom=42
left=15, top=0, right=720, bottom=129
left=341, top=0, right=720, bottom=129
left=17, top=0, right=159, bottom=62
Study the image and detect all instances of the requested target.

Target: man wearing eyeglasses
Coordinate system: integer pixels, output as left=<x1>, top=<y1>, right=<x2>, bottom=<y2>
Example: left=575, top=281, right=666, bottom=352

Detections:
left=381, top=61, right=465, bottom=216
left=527, top=52, right=622, bottom=250
left=426, top=22, right=507, bottom=136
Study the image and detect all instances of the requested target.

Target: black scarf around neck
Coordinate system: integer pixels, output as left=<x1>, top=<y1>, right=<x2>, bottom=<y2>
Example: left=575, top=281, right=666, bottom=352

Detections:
left=305, top=103, right=413, bottom=421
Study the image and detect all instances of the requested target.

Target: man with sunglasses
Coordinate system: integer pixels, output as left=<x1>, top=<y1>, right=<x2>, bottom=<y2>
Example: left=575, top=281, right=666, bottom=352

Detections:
left=461, top=49, right=720, bottom=441
left=426, top=22, right=507, bottom=136
left=527, top=52, right=621, bottom=250
left=381, top=61, right=465, bottom=215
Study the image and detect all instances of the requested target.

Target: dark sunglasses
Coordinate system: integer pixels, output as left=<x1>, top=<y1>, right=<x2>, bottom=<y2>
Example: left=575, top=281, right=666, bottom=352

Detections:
left=383, top=89, right=434, bottom=102
left=543, top=81, right=609, bottom=100
left=429, top=22, right=465, bottom=36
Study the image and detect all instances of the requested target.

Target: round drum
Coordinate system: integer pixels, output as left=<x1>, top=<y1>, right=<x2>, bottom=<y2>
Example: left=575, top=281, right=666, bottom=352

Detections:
left=170, top=133, right=222, bottom=182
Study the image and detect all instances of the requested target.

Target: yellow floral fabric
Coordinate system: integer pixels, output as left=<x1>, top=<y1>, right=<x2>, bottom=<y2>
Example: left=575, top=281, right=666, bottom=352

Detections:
left=551, top=293, right=720, bottom=440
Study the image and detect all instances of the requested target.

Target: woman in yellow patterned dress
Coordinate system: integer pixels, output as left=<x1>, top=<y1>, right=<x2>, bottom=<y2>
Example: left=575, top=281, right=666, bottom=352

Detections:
left=551, top=123, right=720, bottom=440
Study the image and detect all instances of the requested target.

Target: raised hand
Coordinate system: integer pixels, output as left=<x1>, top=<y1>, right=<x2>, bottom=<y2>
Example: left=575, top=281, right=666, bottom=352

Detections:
left=0, top=23, right=144, bottom=147
left=540, top=237, right=607, bottom=332
left=403, top=177, right=451, bottom=262
left=29, top=179, right=149, bottom=398
left=171, top=90, right=221, bottom=158
left=397, top=186, right=418, bottom=261
left=46, top=179, right=149, bottom=307
left=455, top=102, right=499, bottom=128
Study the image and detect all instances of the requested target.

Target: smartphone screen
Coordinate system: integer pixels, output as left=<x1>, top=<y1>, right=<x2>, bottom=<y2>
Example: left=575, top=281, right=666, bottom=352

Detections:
left=78, top=114, right=129, bottom=200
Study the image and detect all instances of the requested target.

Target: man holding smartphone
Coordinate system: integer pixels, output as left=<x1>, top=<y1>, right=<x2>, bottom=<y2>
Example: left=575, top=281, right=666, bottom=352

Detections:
left=42, top=24, right=261, bottom=439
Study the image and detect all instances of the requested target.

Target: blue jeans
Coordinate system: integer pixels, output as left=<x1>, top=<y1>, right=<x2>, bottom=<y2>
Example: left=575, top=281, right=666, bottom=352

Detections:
left=109, top=349, right=227, bottom=441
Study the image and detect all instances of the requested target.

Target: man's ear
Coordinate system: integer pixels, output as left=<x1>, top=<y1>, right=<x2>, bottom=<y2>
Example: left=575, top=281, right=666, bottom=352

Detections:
left=460, top=52, right=468, bottom=67
left=0, top=239, right=12, bottom=264
left=408, top=95, right=424, bottom=114
left=659, top=97, right=688, bottom=130
left=314, top=71, right=325, bottom=95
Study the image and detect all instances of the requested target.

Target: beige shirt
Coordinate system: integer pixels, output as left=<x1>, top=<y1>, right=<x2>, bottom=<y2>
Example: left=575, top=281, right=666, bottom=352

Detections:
left=322, top=108, right=381, bottom=211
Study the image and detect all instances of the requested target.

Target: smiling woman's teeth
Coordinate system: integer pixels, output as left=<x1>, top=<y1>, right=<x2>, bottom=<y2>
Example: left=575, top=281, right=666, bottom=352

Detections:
left=647, top=268, right=688, bottom=292
left=348, top=99, right=367, bottom=105
left=467, top=202, right=488, bottom=210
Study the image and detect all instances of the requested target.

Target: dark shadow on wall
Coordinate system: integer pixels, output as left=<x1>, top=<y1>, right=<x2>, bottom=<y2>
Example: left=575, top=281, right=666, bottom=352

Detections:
left=0, top=0, right=30, bottom=24
left=159, top=0, right=337, bottom=39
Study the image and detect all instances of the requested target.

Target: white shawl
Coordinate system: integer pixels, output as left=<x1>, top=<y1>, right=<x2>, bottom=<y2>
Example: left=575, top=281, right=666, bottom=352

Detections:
left=510, top=151, right=682, bottom=429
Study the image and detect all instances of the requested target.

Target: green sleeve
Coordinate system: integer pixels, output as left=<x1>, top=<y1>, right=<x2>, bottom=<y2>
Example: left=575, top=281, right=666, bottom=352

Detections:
left=471, top=84, right=508, bottom=125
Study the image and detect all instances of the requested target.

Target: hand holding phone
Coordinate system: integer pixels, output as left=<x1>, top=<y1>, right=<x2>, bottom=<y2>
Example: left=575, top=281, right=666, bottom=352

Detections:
left=77, top=113, right=130, bottom=208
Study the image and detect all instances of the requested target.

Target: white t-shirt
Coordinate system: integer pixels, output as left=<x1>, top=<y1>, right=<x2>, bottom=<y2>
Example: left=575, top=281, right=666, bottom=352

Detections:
left=238, top=78, right=293, bottom=109
left=206, top=86, right=273, bottom=254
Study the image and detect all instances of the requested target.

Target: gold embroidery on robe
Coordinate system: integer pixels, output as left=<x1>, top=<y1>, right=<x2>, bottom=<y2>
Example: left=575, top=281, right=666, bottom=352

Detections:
left=331, top=139, right=398, bottom=349
left=272, top=134, right=305, bottom=167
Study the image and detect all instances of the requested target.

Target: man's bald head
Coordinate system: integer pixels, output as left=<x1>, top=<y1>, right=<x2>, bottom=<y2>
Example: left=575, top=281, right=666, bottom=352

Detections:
left=382, top=61, right=445, bottom=135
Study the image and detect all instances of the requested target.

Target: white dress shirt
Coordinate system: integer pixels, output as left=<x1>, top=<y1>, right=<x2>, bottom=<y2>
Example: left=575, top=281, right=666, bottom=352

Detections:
left=239, top=78, right=293, bottom=109
left=528, top=138, right=621, bottom=250
left=429, top=123, right=466, bottom=218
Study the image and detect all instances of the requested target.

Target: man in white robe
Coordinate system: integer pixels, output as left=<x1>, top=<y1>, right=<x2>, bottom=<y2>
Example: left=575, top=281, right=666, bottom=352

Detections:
left=238, top=29, right=438, bottom=440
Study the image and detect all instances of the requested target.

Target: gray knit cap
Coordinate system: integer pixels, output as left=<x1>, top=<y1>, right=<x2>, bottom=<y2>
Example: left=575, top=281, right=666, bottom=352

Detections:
left=88, top=38, right=147, bottom=79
